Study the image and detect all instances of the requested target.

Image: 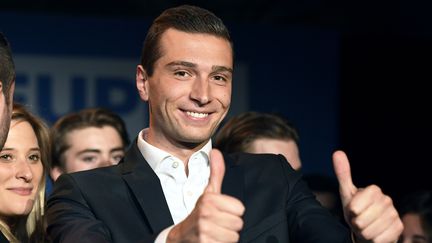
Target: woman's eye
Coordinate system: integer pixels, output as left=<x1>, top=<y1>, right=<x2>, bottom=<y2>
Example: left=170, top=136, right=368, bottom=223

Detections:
left=0, top=154, right=13, bottom=161
left=29, top=154, right=40, bottom=161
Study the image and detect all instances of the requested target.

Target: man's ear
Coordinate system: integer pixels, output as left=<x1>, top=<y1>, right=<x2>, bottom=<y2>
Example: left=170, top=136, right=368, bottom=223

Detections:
left=136, top=65, right=150, bottom=101
left=7, top=81, right=15, bottom=105
left=50, top=166, right=64, bottom=182
left=0, top=80, right=15, bottom=106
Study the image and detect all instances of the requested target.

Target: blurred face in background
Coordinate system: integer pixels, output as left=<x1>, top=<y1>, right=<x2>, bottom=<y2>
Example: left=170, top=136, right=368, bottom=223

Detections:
left=0, top=120, right=43, bottom=217
left=51, top=126, right=125, bottom=181
left=399, top=213, right=429, bottom=243
left=247, top=138, right=302, bottom=170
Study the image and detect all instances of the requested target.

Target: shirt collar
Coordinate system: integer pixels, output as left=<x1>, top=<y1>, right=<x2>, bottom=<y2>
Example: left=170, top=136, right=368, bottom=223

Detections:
left=137, top=128, right=212, bottom=171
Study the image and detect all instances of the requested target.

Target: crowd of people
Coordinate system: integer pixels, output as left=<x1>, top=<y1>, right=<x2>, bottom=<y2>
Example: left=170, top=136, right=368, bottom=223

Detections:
left=0, top=4, right=429, bottom=243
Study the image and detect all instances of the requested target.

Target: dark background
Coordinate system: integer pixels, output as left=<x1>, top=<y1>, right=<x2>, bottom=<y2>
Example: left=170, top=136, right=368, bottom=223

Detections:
left=1, top=0, right=431, bottom=202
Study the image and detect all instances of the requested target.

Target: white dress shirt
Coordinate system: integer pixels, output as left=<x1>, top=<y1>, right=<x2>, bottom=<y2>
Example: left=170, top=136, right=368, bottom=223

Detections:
left=137, top=129, right=211, bottom=242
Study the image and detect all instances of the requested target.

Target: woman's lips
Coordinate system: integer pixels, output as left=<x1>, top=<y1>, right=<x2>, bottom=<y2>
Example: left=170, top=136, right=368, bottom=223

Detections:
left=8, top=187, right=33, bottom=196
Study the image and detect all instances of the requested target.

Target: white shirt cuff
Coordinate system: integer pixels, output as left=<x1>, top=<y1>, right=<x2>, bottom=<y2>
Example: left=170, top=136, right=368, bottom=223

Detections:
left=155, top=225, right=175, bottom=243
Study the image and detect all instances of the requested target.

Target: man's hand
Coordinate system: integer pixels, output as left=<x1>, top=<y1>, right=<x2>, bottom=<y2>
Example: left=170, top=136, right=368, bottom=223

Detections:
left=332, top=150, right=404, bottom=243
left=168, top=149, right=245, bottom=243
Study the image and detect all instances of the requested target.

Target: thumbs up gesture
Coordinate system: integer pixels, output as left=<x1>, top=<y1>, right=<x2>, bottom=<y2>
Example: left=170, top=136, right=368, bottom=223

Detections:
left=168, top=149, right=245, bottom=243
left=205, top=149, right=226, bottom=194
left=332, top=151, right=404, bottom=243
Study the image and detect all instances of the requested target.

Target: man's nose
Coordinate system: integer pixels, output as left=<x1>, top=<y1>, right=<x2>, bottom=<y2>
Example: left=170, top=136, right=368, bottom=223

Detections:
left=190, top=78, right=211, bottom=105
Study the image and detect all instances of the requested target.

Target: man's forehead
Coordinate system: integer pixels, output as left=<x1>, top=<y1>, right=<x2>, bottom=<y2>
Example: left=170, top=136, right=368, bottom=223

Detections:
left=155, top=30, right=233, bottom=71
left=159, top=28, right=233, bottom=54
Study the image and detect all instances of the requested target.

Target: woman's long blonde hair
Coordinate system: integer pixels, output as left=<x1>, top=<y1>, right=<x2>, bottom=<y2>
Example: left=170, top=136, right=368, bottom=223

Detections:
left=0, top=103, right=49, bottom=242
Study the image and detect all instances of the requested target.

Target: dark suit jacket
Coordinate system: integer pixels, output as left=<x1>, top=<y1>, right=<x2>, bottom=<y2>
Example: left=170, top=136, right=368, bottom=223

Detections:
left=46, top=141, right=351, bottom=243
left=0, top=233, right=8, bottom=243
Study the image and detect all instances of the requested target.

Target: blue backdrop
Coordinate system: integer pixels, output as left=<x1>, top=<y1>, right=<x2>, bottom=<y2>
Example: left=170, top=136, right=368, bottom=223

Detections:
left=1, top=11, right=340, bottom=176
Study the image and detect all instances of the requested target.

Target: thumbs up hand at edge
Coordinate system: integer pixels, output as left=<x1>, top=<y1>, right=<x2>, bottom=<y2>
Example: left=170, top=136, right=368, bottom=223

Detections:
left=332, top=150, right=403, bottom=243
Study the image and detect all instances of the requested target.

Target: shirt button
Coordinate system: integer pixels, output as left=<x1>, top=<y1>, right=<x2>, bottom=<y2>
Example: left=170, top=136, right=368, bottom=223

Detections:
left=186, top=191, right=193, bottom=197
left=172, top=161, right=179, bottom=168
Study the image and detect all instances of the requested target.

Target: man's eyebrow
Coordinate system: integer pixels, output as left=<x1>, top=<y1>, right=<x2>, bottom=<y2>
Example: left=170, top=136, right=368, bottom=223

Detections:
left=110, top=147, right=125, bottom=153
left=212, top=65, right=233, bottom=74
left=412, top=235, right=428, bottom=241
left=166, top=62, right=232, bottom=73
left=166, top=61, right=197, bottom=68
left=76, top=149, right=101, bottom=155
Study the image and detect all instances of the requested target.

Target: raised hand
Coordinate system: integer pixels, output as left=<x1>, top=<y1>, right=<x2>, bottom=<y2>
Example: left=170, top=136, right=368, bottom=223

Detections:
left=167, top=149, right=245, bottom=243
left=332, top=150, right=403, bottom=243
left=205, top=149, right=226, bottom=194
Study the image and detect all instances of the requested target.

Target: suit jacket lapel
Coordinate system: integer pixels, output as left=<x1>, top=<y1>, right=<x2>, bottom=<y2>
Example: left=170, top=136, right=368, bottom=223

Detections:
left=118, top=143, right=247, bottom=236
left=121, top=139, right=174, bottom=233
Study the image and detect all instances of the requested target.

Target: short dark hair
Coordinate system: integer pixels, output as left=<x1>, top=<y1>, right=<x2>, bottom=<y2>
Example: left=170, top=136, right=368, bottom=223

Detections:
left=214, top=111, right=300, bottom=153
left=0, top=33, right=15, bottom=103
left=141, top=5, right=233, bottom=76
left=50, top=108, right=130, bottom=169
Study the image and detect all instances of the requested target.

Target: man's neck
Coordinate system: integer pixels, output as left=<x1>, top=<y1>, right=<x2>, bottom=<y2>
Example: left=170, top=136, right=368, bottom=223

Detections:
left=143, top=130, right=210, bottom=166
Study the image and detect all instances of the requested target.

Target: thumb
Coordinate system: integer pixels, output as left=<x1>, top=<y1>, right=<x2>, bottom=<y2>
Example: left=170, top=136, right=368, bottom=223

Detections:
left=205, top=149, right=226, bottom=194
left=332, top=150, right=357, bottom=206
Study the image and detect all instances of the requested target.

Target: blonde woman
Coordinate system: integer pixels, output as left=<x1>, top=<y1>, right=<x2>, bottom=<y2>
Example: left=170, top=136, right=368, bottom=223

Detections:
left=0, top=103, right=49, bottom=242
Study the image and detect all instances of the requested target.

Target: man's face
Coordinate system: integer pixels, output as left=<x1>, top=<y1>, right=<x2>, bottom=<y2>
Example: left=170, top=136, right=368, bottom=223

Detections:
left=137, top=29, right=233, bottom=152
left=400, top=213, right=428, bottom=243
left=61, top=126, right=125, bottom=173
left=248, top=138, right=302, bottom=170
left=0, top=81, right=14, bottom=149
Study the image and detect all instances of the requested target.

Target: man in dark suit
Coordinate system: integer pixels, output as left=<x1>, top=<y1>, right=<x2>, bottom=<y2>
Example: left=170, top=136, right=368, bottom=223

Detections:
left=0, top=32, right=16, bottom=243
left=46, top=5, right=403, bottom=243
left=0, top=33, right=15, bottom=150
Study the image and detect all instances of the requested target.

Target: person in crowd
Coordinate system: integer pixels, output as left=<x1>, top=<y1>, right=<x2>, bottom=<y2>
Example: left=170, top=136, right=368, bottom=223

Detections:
left=46, top=5, right=403, bottom=242
left=303, top=173, right=344, bottom=221
left=0, top=32, right=17, bottom=242
left=215, top=111, right=343, bottom=219
left=397, top=190, right=432, bottom=243
left=214, top=111, right=302, bottom=170
left=49, top=107, right=130, bottom=181
left=0, top=33, right=15, bottom=150
left=0, top=103, right=50, bottom=242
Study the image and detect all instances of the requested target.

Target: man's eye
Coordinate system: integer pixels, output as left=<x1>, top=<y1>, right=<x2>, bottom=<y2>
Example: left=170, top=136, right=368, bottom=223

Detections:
left=82, top=156, right=97, bottom=163
left=112, top=155, right=124, bottom=164
left=174, top=71, right=191, bottom=78
left=214, top=75, right=227, bottom=81
left=212, top=75, right=230, bottom=85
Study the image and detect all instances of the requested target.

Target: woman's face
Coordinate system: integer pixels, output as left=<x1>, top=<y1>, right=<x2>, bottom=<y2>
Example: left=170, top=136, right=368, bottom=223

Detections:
left=0, top=120, right=43, bottom=218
